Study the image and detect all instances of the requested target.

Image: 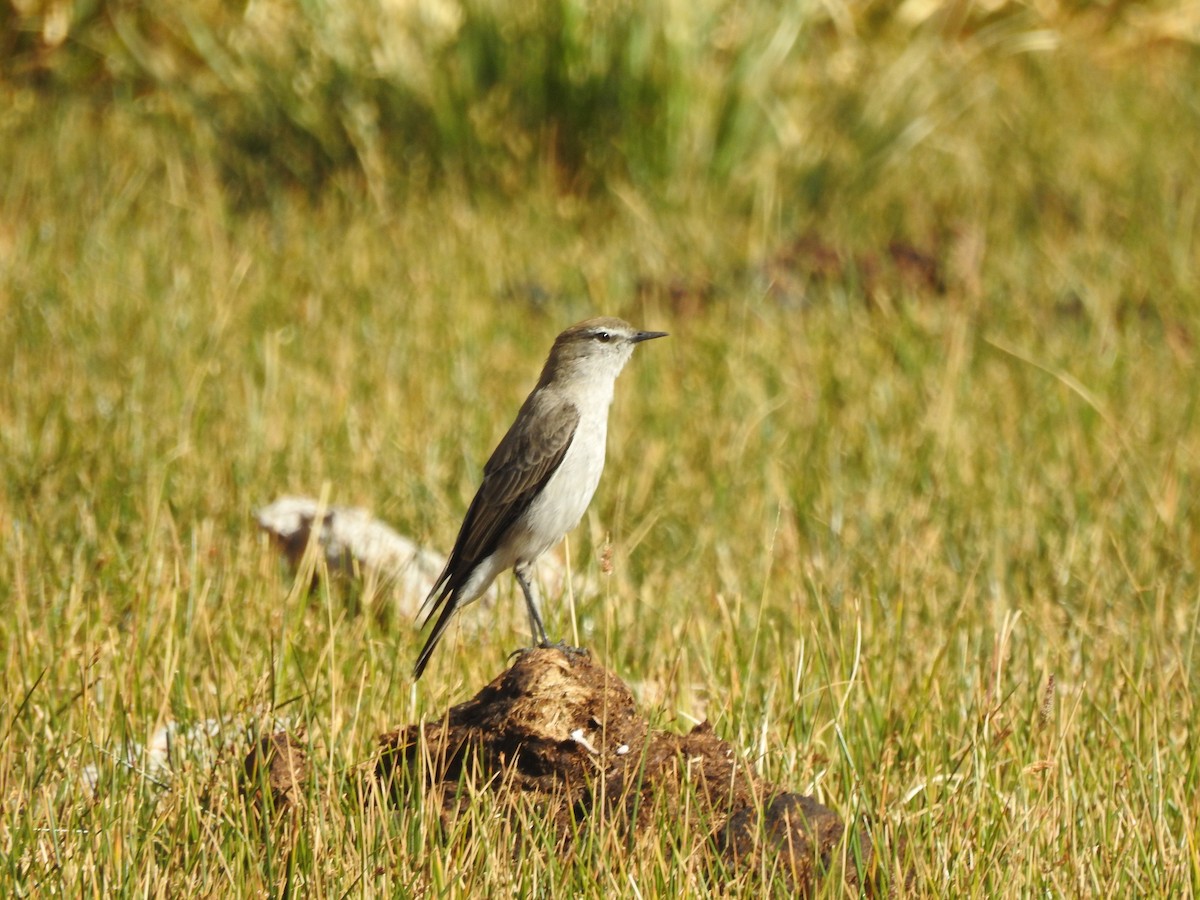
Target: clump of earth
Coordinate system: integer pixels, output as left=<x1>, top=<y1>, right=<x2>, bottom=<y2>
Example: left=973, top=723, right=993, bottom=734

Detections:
left=376, top=648, right=901, bottom=893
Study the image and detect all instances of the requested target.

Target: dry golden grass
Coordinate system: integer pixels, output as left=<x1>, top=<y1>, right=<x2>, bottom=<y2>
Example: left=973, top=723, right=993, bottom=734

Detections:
left=2, top=8, right=1199, bottom=894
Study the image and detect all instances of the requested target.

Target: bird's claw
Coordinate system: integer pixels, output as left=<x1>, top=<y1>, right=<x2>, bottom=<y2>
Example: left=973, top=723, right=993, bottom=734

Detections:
left=507, top=640, right=590, bottom=664
left=540, top=639, right=589, bottom=660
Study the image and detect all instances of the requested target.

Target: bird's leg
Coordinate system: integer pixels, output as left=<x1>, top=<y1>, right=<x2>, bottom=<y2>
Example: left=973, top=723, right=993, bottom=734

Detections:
left=515, top=565, right=550, bottom=647
left=510, top=565, right=588, bottom=665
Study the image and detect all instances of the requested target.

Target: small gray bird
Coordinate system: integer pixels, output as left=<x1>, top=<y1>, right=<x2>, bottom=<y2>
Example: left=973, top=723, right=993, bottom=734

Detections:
left=413, top=317, right=667, bottom=679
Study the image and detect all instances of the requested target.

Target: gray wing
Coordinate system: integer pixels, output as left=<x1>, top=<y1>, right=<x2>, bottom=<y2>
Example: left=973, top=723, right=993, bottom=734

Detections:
left=428, top=390, right=580, bottom=602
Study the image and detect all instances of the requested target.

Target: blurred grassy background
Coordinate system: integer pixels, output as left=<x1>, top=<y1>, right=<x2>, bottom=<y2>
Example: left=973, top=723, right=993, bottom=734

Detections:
left=2, top=0, right=1199, bottom=895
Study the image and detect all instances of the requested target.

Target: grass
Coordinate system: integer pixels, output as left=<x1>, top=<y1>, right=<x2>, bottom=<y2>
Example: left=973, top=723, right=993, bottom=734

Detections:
left=2, top=4, right=1200, bottom=895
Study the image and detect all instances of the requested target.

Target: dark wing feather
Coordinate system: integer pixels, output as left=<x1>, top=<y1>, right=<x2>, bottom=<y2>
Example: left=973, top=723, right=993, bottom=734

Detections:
left=414, top=392, right=578, bottom=678
left=421, top=390, right=579, bottom=615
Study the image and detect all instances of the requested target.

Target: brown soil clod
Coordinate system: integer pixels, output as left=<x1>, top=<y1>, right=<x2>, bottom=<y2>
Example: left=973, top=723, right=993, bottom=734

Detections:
left=243, top=732, right=309, bottom=810
left=377, top=648, right=898, bottom=893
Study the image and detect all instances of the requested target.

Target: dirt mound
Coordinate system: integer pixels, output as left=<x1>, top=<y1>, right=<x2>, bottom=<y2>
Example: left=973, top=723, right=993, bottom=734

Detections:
left=377, top=648, right=895, bottom=892
left=244, top=732, right=309, bottom=809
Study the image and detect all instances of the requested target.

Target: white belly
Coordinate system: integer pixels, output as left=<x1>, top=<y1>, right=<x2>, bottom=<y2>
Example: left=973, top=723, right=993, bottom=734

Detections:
left=504, top=409, right=607, bottom=566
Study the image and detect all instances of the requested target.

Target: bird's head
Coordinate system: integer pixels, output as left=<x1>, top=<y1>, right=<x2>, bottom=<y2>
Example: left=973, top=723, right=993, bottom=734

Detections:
left=542, top=317, right=668, bottom=385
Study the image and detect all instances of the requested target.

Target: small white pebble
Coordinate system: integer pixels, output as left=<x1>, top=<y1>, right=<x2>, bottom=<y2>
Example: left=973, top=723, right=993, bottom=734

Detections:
left=570, top=729, right=598, bottom=754
left=616, top=744, right=630, bottom=756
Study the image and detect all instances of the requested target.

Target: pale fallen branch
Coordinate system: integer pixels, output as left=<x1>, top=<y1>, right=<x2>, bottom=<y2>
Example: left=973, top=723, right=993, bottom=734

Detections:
left=254, top=496, right=591, bottom=619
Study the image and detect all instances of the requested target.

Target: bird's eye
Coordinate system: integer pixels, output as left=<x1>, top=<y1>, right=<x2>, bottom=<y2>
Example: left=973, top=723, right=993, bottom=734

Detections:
left=595, top=331, right=612, bottom=343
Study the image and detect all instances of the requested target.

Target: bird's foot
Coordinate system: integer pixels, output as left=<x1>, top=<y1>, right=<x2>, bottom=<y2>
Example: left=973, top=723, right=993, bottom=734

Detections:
left=506, top=640, right=590, bottom=665
left=539, top=639, right=589, bottom=661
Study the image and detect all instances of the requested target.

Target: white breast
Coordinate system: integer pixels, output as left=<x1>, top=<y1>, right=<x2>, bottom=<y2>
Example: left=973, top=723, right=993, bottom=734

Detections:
left=513, top=380, right=614, bottom=564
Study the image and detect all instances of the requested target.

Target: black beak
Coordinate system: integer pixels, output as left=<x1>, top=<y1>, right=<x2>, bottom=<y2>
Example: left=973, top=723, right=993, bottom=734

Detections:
left=632, top=330, right=669, bottom=343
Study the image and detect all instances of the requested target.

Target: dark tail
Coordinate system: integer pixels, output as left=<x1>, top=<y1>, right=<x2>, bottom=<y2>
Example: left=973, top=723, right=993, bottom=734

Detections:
left=412, top=590, right=459, bottom=680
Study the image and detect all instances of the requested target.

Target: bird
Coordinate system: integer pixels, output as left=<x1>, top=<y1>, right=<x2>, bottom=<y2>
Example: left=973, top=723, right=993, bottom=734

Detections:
left=413, top=317, right=668, bottom=679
